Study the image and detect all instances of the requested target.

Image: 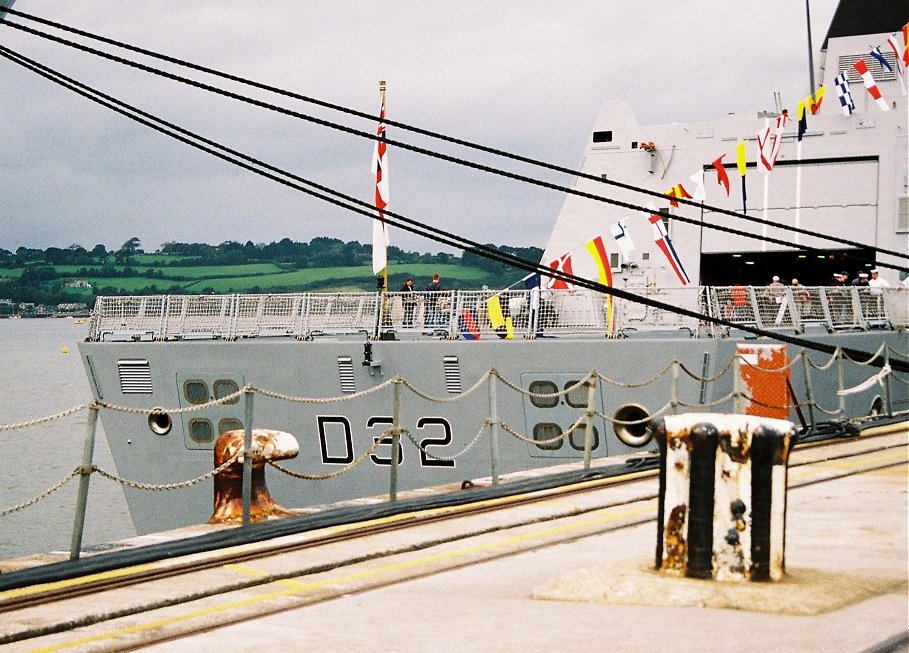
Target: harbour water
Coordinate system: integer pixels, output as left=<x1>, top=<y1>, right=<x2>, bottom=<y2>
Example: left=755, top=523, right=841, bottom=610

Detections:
left=0, top=318, right=135, bottom=560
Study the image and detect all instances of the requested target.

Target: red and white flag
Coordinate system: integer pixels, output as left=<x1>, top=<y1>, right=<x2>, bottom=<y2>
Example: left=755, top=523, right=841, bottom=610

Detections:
left=885, top=32, right=907, bottom=94
left=853, top=59, right=890, bottom=111
left=371, top=81, right=390, bottom=274
left=757, top=111, right=787, bottom=174
left=545, top=251, right=575, bottom=290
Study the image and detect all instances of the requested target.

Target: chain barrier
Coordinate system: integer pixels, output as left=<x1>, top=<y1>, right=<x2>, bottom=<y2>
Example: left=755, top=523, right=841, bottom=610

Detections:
left=838, top=364, right=892, bottom=396
left=91, top=449, right=242, bottom=491
left=886, top=342, right=909, bottom=359
left=839, top=342, right=888, bottom=366
left=498, top=413, right=588, bottom=445
left=250, top=378, right=397, bottom=404
left=806, top=347, right=842, bottom=372
left=0, top=403, right=89, bottom=432
left=595, top=361, right=676, bottom=388
left=678, top=356, right=736, bottom=383
left=268, top=431, right=391, bottom=480
left=4, top=343, right=901, bottom=520
left=403, top=422, right=491, bottom=461
left=399, top=370, right=493, bottom=403
left=494, top=371, right=595, bottom=398
left=676, top=392, right=737, bottom=410
left=595, top=400, right=674, bottom=423
left=736, top=351, right=805, bottom=373
left=97, top=388, right=247, bottom=415
left=811, top=401, right=845, bottom=416
left=0, top=468, right=80, bottom=516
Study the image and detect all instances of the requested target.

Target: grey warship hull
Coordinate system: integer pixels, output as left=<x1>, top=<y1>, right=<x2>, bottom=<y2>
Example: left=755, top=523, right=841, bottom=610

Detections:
left=78, top=287, right=907, bottom=534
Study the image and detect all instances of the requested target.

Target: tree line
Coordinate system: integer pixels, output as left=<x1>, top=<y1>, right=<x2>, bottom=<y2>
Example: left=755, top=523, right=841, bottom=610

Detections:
left=0, top=237, right=543, bottom=308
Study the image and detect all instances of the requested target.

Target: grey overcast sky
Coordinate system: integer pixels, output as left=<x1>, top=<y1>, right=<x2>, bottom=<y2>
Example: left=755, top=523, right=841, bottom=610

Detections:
left=0, top=1, right=839, bottom=254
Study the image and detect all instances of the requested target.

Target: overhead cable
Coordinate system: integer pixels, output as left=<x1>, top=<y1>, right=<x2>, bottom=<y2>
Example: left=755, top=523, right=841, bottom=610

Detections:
left=0, top=10, right=906, bottom=269
left=0, top=43, right=904, bottom=373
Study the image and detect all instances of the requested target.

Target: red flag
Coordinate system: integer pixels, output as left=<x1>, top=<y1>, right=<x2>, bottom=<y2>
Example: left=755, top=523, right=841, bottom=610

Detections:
left=545, top=252, right=574, bottom=289
left=712, top=154, right=730, bottom=196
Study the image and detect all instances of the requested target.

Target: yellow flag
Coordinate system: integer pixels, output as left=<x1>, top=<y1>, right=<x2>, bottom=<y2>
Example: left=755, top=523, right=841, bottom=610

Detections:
left=486, top=295, right=514, bottom=339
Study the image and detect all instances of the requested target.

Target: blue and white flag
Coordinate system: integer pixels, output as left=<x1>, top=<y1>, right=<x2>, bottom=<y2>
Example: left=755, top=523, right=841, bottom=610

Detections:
left=834, top=72, right=855, bottom=116
left=609, top=219, right=636, bottom=264
left=869, top=46, right=893, bottom=73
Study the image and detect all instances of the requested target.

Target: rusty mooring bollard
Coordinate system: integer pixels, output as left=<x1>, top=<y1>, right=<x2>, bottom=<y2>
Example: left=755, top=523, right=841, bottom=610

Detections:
left=209, top=429, right=299, bottom=525
left=654, top=413, right=796, bottom=582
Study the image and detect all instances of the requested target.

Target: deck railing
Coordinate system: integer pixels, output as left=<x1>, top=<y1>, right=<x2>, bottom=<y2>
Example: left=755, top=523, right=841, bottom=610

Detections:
left=88, top=286, right=908, bottom=342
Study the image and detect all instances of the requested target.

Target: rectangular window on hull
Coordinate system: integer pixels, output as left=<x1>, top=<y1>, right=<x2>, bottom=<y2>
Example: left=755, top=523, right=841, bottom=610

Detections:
left=592, top=130, right=613, bottom=143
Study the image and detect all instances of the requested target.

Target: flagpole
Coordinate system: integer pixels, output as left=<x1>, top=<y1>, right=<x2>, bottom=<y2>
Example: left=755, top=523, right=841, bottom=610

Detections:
left=372, top=80, right=390, bottom=329
left=379, top=80, right=388, bottom=305
left=760, top=118, right=769, bottom=252
left=794, top=140, right=803, bottom=246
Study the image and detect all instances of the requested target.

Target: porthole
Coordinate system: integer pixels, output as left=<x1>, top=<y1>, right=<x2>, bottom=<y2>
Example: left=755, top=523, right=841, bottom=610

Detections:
left=569, top=425, right=599, bottom=451
left=533, top=422, right=564, bottom=450
left=529, top=380, right=559, bottom=408
left=183, top=380, right=209, bottom=405
left=147, top=408, right=172, bottom=436
left=218, top=418, right=244, bottom=435
left=188, top=418, right=215, bottom=444
left=213, top=379, right=240, bottom=404
left=564, top=380, right=589, bottom=408
left=612, top=404, right=653, bottom=447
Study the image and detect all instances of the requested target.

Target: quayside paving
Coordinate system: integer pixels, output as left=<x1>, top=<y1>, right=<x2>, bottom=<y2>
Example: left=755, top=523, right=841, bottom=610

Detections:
left=1, top=426, right=906, bottom=653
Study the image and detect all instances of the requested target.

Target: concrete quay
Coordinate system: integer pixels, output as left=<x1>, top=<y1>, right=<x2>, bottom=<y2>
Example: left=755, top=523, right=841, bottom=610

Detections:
left=2, top=427, right=906, bottom=652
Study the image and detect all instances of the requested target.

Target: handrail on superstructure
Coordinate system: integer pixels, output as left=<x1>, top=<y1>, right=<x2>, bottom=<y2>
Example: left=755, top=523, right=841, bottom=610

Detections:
left=87, top=286, right=908, bottom=342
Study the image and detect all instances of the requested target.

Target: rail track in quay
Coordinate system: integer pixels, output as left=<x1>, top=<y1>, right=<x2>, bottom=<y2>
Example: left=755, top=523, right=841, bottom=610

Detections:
left=1, top=424, right=905, bottom=652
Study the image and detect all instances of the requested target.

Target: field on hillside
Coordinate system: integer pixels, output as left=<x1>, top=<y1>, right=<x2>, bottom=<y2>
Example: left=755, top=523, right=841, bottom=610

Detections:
left=1, top=259, right=513, bottom=298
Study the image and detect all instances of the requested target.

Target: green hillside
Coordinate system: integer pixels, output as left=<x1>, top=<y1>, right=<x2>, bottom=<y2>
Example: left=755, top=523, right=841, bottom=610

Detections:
left=0, top=238, right=543, bottom=311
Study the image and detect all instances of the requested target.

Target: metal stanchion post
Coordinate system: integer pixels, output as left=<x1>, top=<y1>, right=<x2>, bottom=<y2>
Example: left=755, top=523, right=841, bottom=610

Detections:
left=70, top=404, right=99, bottom=560
left=390, top=379, right=402, bottom=501
left=800, top=352, right=816, bottom=432
left=671, top=361, right=680, bottom=415
left=836, top=349, right=846, bottom=416
left=242, top=388, right=254, bottom=527
left=883, top=348, right=893, bottom=417
left=733, top=354, right=743, bottom=414
left=583, top=374, right=597, bottom=471
left=488, top=371, right=500, bottom=486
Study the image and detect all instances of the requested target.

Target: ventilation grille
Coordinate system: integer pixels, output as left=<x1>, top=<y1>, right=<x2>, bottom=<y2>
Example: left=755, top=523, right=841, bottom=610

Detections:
left=839, top=52, right=897, bottom=84
left=337, top=356, right=356, bottom=393
left=117, top=359, right=153, bottom=394
left=443, top=356, right=462, bottom=394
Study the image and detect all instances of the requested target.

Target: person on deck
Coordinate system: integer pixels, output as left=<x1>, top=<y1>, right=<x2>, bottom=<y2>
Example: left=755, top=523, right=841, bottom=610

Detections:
left=424, top=274, right=443, bottom=326
left=868, top=269, right=890, bottom=295
left=851, top=272, right=869, bottom=287
left=399, top=277, right=418, bottom=327
left=865, top=268, right=890, bottom=317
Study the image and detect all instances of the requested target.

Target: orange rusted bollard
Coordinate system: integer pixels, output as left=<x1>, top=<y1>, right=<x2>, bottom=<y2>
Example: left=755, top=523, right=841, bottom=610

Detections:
left=209, top=429, right=299, bottom=525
